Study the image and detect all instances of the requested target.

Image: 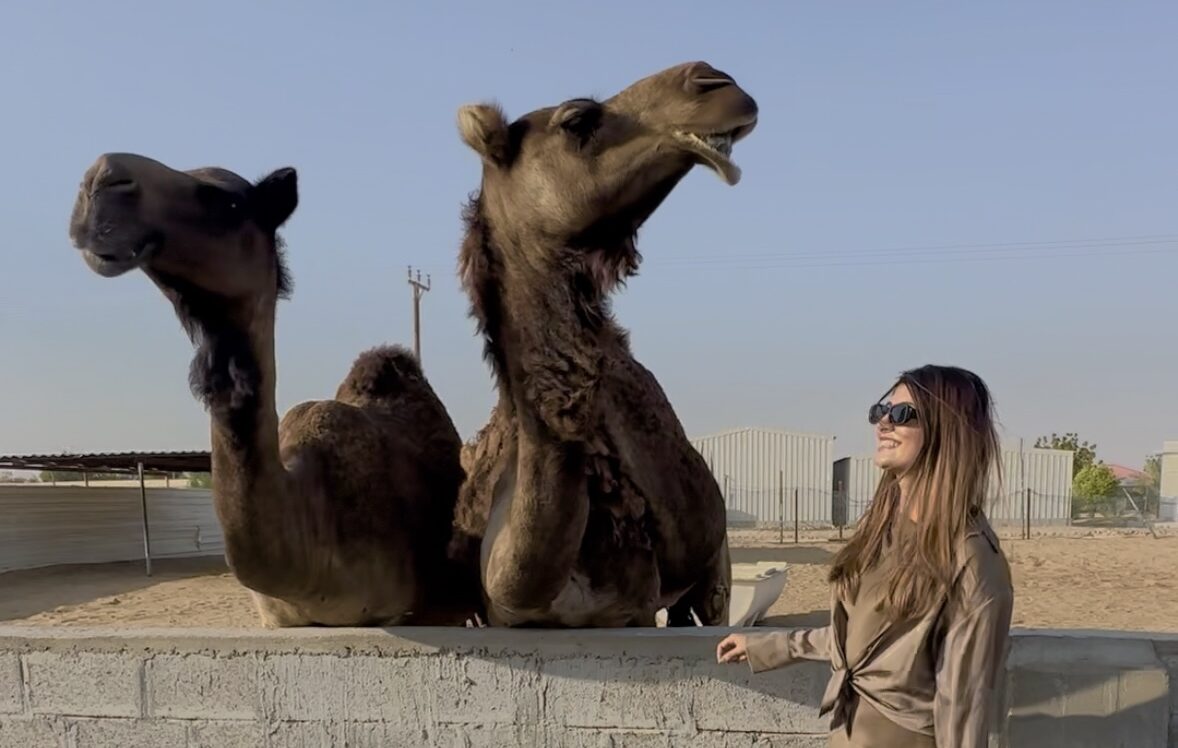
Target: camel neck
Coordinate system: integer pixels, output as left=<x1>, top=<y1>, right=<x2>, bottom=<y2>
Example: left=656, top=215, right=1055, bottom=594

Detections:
left=192, top=295, right=288, bottom=542
left=459, top=196, right=616, bottom=443
left=494, top=259, right=613, bottom=443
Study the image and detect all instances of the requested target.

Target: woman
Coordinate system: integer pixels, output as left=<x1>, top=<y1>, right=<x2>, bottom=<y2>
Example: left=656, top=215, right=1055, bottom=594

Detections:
left=717, top=364, right=1014, bottom=748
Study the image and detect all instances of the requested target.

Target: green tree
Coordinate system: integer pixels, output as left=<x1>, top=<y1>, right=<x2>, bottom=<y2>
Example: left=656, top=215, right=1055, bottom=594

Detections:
left=1132, top=454, right=1162, bottom=516
left=1035, top=432, right=1097, bottom=475
left=1072, top=462, right=1119, bottom=516
left=1143, top=454, right=1161, bottom=488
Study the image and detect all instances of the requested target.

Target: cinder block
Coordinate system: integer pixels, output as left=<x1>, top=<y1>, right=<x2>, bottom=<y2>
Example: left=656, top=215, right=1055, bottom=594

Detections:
left=748, top=736, right=829, bottom=748
left=23, top=652, right=140, bottom=718
left=689, top=660, right=828, bottom=735
left=0, top=716, right=68, bottom=747
left=1157, top=651, right=1178, bottom=748
left=540, top=656, right=695, bottom=731
left=427, top=724, right=547, bottom=748
left=0, top=655, right=21, bottom=715
left=427, top=653, right=540, bottom=726
left=259, top=654, right=422, bottom=724
left=492, top=729, right=825, bottom=748
left=146, top=654, right=260, bottom=720
left=343, top=722, right=434, bottom=747
left=268, top=720, right=343, bottom=748
left=1005, top=636, right=1170, bottom=748
left=260, top=653, right=540, bottom=727
left=259, top=654, right=351, bottom=723
left=70, top=718, right=186, bottom=748
left=186, top=720, right=268, bottom=748
left=567, top=729, right=746, bottom=748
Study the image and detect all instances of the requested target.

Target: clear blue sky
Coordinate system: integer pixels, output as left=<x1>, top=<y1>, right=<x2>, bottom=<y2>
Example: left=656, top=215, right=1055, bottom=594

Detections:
left=1, top=1, right=1174, bottom=470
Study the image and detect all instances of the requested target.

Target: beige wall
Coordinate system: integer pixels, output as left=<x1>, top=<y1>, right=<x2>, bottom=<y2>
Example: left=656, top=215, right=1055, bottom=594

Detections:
left=0, top=626, right=1173, bottom=747
left=1162, top=441, right=1178, bottom=497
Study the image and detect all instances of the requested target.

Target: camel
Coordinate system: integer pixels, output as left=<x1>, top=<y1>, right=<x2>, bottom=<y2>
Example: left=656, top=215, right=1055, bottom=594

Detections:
left=449, top=61, right=758, bottom=627
left=67, top=153, right=481, bottom=627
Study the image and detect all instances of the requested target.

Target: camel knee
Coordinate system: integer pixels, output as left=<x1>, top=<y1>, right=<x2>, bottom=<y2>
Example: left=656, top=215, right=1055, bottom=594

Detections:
left=223, top=542, right=299, bottom=599
left=484, top=564, right=561, bottom=615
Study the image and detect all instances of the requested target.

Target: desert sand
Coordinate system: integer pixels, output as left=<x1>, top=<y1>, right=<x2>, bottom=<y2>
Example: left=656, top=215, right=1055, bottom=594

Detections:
left=1, top=526, right=1176, bottom=632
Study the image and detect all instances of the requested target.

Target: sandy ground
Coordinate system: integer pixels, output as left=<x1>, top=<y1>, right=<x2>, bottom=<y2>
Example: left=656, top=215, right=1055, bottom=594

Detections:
left=2, top=524, right=1176, bottom=632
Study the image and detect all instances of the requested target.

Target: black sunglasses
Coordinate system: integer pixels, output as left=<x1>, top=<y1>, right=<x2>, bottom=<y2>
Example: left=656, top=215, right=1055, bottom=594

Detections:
left=868, top=401, right=919, bottom=426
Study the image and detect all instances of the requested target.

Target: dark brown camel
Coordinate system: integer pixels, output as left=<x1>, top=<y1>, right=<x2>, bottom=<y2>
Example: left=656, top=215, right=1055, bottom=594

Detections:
left=450, top=61, right=758, bottom=627
left=67, top=154, right=481, bottom=627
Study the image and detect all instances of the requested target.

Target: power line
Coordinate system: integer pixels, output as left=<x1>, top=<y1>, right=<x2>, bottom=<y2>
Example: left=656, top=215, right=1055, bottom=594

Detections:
left=652, top=243, right=1177, bottom=271
left=647, top=237, right=1178, bottom=270
left=402, top=232, right=1178, bottom=274
left=665, top=233, right=1178, bottom=264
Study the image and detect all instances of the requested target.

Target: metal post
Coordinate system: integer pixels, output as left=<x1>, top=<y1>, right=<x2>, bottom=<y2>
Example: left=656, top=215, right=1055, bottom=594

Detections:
left=83, top=471, right=89, bottom=487
left=837, top=480, right=844, bottom=541
left=138, top=462, right=153, bottom=576
left=778, top=470, right=784, bottom=545
left=1024, top=487, right=1031, bottom=540
left=794, top=488, right=800, bottom=544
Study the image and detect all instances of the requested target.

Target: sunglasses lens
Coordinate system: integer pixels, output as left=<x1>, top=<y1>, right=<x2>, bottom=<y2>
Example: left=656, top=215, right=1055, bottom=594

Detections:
left=869, top=402, right=918, bottom=425
left=893, top=404, right=917, bottom=424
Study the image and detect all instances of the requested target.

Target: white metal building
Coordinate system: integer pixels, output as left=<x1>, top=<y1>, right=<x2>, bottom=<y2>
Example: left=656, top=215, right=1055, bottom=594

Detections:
left=691, top=427, right=836, bottom=527
left=832, top=445, right=1075, bottom=527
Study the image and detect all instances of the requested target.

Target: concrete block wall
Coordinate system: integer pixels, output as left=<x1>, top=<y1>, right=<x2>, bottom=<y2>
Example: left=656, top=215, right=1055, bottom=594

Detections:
left=0, top=626, right=1172, bottom=747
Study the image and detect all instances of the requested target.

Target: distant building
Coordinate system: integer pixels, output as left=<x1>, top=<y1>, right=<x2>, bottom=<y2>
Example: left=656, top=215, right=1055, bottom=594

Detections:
left=1106, top=463, right=1149, bottom=487
left=691, top=427, right=835, bottom=527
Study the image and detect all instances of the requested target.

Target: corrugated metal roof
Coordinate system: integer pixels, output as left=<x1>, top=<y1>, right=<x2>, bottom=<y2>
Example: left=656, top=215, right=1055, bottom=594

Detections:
left=0, top=450, right=210, bottom=474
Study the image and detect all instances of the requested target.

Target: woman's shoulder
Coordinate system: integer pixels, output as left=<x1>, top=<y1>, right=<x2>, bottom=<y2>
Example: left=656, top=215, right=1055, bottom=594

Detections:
left=954, top=512, right=1013, bottom=602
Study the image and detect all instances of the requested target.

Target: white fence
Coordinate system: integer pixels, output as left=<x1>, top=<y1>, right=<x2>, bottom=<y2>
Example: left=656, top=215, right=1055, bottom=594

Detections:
left=832, top=447, right=1075, bottom=528
left=0, top=485, right=222, bottom=574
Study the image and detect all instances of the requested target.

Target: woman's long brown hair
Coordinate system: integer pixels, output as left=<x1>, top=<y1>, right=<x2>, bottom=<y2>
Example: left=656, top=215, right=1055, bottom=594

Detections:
left=829, top=364, right=1002, bottom=620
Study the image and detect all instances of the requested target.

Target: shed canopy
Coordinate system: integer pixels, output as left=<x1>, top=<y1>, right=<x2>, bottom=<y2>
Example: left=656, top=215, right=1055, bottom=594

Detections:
left=0, top=450, right=210, bottom=475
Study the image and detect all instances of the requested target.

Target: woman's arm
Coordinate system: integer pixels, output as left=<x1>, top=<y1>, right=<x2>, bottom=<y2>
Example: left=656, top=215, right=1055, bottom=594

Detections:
left=743, top=626, right=833, bottom=672
left=933, top=579, right=1014, bottom=747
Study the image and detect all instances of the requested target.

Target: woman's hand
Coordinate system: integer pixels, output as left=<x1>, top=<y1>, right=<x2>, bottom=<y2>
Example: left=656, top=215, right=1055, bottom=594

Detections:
left=716, top=633, right=749, bottom=664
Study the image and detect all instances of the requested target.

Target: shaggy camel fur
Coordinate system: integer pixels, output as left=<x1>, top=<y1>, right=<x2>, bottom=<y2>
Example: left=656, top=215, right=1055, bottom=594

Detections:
left=450, top=61, right=758, bottom=627
left=67, top=153, right=481, bottom=627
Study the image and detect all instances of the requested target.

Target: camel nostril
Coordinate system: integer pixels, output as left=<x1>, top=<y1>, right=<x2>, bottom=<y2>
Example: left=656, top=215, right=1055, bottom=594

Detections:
left=686, top=63, right=735, bottom=94
left=98, top=178, right=137, bottom=195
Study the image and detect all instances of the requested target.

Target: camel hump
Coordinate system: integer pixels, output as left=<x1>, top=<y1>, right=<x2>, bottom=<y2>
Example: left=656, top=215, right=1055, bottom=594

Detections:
left=336, top=344, right=425, bottom=401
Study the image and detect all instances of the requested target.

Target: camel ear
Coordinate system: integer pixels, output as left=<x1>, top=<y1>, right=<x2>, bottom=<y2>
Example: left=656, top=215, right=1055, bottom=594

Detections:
left=457, top=103, right=513, bottom=167
left=252, top=167, right=298, bottom=232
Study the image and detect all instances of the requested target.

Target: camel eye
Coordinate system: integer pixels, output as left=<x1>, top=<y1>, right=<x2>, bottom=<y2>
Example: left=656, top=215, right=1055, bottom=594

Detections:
left=552, top=99, right=603, bottom=142
left=196, top=184, right=246, bottom=225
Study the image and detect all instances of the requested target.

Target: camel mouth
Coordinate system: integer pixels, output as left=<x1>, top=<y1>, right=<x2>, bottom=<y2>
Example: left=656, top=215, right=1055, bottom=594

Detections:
left=671, top=126, right=749, bottom=186
left=78, top=236, right=161, bottom=278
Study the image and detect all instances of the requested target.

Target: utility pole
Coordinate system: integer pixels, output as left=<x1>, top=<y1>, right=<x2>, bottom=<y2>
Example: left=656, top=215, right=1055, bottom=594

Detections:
left=407, top=265, right=431, bottom=362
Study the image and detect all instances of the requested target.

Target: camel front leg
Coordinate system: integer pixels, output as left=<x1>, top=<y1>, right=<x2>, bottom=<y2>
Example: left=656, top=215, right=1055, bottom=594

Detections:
left=483, top=435, right=589, bottom=615
left=665, top=535, right=732, bottom=627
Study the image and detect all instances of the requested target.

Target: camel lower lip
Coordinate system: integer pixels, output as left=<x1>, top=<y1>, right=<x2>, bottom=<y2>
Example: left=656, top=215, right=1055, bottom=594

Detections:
left=672, top=130, right=742, bottom=185
left=78, top=237, right=159, bottom=276
left=82, top=249, right=141, bottom=277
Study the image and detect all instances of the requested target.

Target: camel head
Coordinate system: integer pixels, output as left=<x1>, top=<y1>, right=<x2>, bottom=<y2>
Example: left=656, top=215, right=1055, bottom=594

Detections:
left=68, top=153, right=298, bottom=301
left=457, top=61, right=758, bottom=255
